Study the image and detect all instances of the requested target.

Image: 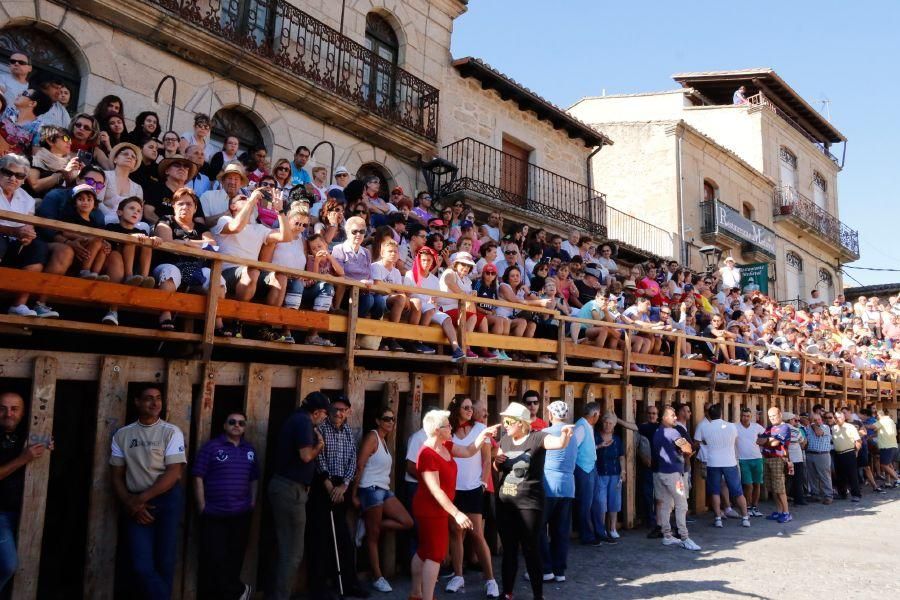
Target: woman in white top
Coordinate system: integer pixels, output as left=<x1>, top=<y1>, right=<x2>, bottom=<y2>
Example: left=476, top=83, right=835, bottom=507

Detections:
left=259, top=203, right=307, bottom=342
left=445, top=397, right=499, bottom=597
left=497, top=265, right=540, bottom=339
left=100, top=142, right=144, bottom=225
left=372, top=239, right=409, bottom=352
left=352, top=406, right=414, bottom=593
left=439, top=251, right=493, bottom=359
left=405, top=246, right=463, bottom=357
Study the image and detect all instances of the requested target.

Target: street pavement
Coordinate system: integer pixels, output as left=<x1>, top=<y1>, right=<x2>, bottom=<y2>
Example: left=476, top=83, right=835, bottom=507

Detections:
left=381, top=490, right=900, bottom=599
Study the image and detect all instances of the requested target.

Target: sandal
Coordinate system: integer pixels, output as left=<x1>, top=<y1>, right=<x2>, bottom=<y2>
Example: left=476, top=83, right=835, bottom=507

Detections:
left=158, top=318, right=176, bottom=331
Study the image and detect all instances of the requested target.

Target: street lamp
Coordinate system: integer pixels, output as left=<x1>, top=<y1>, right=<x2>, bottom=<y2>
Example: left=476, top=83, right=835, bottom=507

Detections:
left=698, top=245, right=722, bottom=273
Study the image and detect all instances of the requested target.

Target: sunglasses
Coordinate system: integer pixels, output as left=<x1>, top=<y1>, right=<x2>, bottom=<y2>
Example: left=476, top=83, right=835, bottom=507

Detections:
left=352, top=210, right=366, bottom=215
left=227, top=418, right=246, bottom=426
left=9, top=59, right=28, bottom=66
left=525, top=400, right=540, bottom=405
left=336, top=173, right=350, bottom=177
left=350, top=229, right=365, bottom=235
left=461, top=405, right=473, bottom=411
left=84, top=177, right=106, bottom=191
left=275, top=166, right=290, bottom=172
left=379, top=415, right=395, bottom=422
left=504, top=250, right=518, bottom=255
left=259, top=181, right=274, bottom=188
left=54, top=134, right=72, bottom=144
left=503, top=418, right=520, bottom=426
left=74, top=121, right=93, bottom=130
left=0, top=168, right=27, bottom=180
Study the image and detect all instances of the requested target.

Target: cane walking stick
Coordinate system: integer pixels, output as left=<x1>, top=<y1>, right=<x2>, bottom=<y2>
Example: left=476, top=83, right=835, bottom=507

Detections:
left=330, top=507, right=345, bottom=598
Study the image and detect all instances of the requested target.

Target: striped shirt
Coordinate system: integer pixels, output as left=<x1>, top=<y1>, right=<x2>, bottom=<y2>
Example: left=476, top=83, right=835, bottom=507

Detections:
left=192, top=434, right=259, bottom=516
left=316, top=419, right=357, bottom=484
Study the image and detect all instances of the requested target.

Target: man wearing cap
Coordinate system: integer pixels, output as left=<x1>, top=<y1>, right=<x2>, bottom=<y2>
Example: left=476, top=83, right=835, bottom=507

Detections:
left=330, top=165, right=351, bottom=192
left=539, top=400, right=578, bottom=582
left=184, top=144, right=212, bottom=196
left=719, top=256, right=741, bottom=290
left=269, top=391, right=330, bottom=600
left=574, top=263, right=604, bottom=307
left=573, top=402, right=607, bottom=544
left=144, top=153, right=200, bottom=224
left=199, top=161, right=249, bottom=227
left=308, top=395, right=369, bottom=598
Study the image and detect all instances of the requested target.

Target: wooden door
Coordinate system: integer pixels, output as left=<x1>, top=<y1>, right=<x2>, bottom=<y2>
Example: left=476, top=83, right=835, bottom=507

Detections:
left=501, top=138, right=529, bottom=207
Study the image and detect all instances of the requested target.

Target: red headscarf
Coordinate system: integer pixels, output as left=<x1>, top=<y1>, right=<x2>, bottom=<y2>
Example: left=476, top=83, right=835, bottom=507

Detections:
left=412, top=246, right=439, bottom=286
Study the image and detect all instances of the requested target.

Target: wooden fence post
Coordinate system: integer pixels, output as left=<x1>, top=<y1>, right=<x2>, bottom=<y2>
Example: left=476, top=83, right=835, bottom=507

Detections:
left=13, top=356, right=57, bottom=600
left=690, top=390, right=706, bottom=514
left=405, top=374, right=424, bottom=441
left=381, top=382, right=400, bottom=578
left=163, top=360, right=193, bottom=600
left=623, top=385, right=636, bottom=529
left=242, top=364, right=273, bottom=586
left=496, top=375, right=511, bottom=414
left=440, top=375, right=458, bottom=409
left=346, top=286, right=360, bottom=372
left=201, top=260, right=223, bottom=361
left=84, top=356, right=132, bottom=600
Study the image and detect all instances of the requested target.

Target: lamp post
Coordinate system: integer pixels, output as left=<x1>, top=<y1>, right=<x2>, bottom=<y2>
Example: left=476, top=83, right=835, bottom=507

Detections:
left=698, top=245, right=722, bottom=274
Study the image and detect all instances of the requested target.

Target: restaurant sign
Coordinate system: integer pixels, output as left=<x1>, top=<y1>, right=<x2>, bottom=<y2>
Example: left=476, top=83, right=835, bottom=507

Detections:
left=713, top=201, right=776, bottom=257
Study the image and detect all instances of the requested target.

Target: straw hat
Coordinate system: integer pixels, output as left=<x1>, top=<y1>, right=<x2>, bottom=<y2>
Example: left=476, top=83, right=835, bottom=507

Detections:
left=450, top=251, right=476, bottom=267
left=158, top=154, right=198, bottom=180
left=499, top=402, right=531, bottom=422
left=216, top=161, right=249, bottom=186
left=109, top=142, right=142, bottom=173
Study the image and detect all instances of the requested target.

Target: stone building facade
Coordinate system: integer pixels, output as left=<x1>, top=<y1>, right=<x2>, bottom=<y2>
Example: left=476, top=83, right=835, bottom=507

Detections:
left=570, top=69, right=858, bottom=304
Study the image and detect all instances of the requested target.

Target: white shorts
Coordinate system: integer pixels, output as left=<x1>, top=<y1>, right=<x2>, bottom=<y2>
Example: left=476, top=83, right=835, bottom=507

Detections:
left=431, top=310, right=450, bottom=326
left=152, top=264, right=224, bottom=291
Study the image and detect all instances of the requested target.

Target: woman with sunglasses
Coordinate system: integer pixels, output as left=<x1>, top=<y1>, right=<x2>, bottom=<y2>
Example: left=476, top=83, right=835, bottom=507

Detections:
left=445, top=397, right=500, bottom=597
left=494, top=402, right=574, bottom=600
left=497, top=265, right=540, bottom=349
left=271, top=158, right=293, bottom=194
left=261, top=202, right=309, bottom=343
left=26, top=125, right=80, bottom=196
left=68, top=113, right=113, bottom=170
left=314, top=197, right=346, bottom=248
left=409, top=409, right=498, bottom=600
left=98, top=142, right=144, bottom=226
left=1, top=88, right=52, bottom=156
left=179, top=113, right=212, bottom=158
left=351, top=407, right=413, bottom=594
left=330, top=215, right=384, bottom=319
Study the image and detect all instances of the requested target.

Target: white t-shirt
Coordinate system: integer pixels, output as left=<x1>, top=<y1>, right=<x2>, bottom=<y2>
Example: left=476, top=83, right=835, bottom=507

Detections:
left=0, top=187, right=35, bottom=228
left=482, top=225, right=500, bottom=242
left=403, top=272, right=439, bottom=305
left=271, top=237, right=306, bottom=271
left=404, top=428, right=428, bottom=483
left=371, top=261, right=402, bottom=285
left=719, top=265, right=741, bottom=290
left=736, top=421, right=765, bottom=460
left=0, top=73, right=27, bottom=108
left=213, top=216, right=271, bottom=269
left=694, top=419, right=738, bottom=468
left=561, top=240, right=579, bottom=258
left=438, top=269, right=471, bottom=311
left=453, top=422, right=487, bottom=491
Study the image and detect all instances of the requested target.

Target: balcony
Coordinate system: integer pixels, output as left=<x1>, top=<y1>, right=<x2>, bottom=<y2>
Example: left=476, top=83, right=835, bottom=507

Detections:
left=700, top=199, right=777, bottom=263
left=61, top=0, right=439, bottom=157
left=772, top=186, right=859, bottom=260
left=437, top=138, right=675, bottom=258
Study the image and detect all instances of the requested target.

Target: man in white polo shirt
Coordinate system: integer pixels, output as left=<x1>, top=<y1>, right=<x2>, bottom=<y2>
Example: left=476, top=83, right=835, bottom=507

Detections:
left=736, top=407, right=766, bottom=516
left=695, top=404, right=750, bottom=528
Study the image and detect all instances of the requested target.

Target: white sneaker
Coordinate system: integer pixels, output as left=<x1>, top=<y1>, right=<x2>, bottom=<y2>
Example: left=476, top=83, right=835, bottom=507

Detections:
left=608, top=361, right=623, bottom=370
left=446, top=575, right=465, bottom=593
left=238, top=583, right=252, bottom=600
left=724, top=507, right=740, bottom=519
left=592, top=359, right=611, bottom=370
left=8, top=304, right=36, bottom=317
left=713, top=517, right=723, bottom=528
left=485, top=578, right=500, bottom=598
left=102, top=310, right=119, bottom=326
left=662, top=535, right=681, bottom=546
left=741, top=517, right=751, bottom=528
left=354, top=518, right=366, bottom=547
left=554, top=575, right=566, bottom=582
left=681, top=538, right=701, bottom=551
left=609, top=529, right=620, bottom=539
left=372, top=577, right=392, bottom=593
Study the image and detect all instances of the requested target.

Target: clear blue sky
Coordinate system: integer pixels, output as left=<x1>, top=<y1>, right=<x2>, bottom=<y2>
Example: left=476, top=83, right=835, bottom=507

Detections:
left=450, top=0, right=899, bottom=287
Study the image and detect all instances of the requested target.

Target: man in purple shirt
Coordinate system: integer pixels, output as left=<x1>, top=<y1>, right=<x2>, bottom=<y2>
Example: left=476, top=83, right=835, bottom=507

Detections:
left=192, top=412, right=259, bottom=600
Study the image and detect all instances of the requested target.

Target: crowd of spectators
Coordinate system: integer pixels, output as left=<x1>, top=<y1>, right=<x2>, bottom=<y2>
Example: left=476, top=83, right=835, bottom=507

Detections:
left=2, top=49, right=900, bottom=378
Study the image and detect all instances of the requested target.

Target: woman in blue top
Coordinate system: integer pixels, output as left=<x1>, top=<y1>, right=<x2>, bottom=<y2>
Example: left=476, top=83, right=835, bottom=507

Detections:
left=594, top=412, right=625, bottom=539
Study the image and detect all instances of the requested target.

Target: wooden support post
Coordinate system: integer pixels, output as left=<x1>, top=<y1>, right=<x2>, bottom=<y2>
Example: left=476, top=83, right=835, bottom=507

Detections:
left=297, top=368, right=316, bottom=406
left=842, top=365, right=849, bottom=405
left=709, top=362, right=719, bottom=393
left=690, top=390, right=706, bottom=514
left=622, top=331, right=632, bottom=386
left=772, top=365, right=780, bottom=396
left=440, top=375, right=459, bottom=408
left=556, top=322, right=566, bottom=381
left=623, top=385, right=636, bottom=529
left=201, top=259, right=223, bottom=361
left=541, top=381, right=552, bottom=419
left=563, top=385, right=575, bottom=423
left=346, top=367, right=366, bottom=438
left=800, top=357, right=808, bottom=391
left=743, top=362, right=753, bottom=392
left=242, top=364, right=273, bottom=586
left=471, top=376, right=488, bottom=410
left=183, top=362, right=218, bottom=599
left=163, top=360, right=193, bottom=600
left=406, top=374, right=424, bottom=439
left=820, top=367, right=827, bottom=394
left=346, top=286, right=360, bottom=372
left=732, top=394, right=741, bottom=425
left=583, top=385, right=596, bottom=410
left=602, top=386, right=614, bottom=415
left=457, top=300, right=469, bottom=368
left=381, top=382, right=400, bottom=578
left=671, top=336, right=681, bottom=388
left=84, top=356, right=132, bottom=600
left=497, top=375, right=511, bottom=413
left=13, top=356, right=57, bottom=600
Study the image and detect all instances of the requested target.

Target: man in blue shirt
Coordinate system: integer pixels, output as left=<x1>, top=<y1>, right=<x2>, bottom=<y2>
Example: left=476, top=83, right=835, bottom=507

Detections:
left=192, top=412, right=259, bottom=600
left=652, top=406, right=700, bottom=551
left=268, top=391, right=329, bottom=600
left=289, top=145, right=312, bottom=187
left=539, top=401, right=578, bottom=581
left=572, top=402, right=606, bottom=545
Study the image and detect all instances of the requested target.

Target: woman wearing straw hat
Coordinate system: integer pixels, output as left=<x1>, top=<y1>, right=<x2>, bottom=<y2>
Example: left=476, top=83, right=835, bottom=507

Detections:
left=494, top=402, right=574, bottom=599
left=99, top=142, right=144, bottom=225
left=437, top=251, right=496, bottom=359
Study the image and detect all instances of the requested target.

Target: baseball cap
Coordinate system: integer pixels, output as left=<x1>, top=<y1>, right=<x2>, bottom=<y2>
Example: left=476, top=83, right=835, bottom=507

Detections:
left=460, top=219, right=474, bottom=229
left=428, top=218, right=446, bottom=227
left=334, top=165, right=350, bottom=176
left=482, top=263, right=498, bottom=274
left=327, top=188, right=346, bottom=203
left=391, top=186, right=404, bottom=195
left=782, top=411, right=796, bottom=420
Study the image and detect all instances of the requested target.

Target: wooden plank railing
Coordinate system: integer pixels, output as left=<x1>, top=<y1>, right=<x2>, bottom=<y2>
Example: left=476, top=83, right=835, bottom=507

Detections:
left=0, top=208, right=897, bottom=398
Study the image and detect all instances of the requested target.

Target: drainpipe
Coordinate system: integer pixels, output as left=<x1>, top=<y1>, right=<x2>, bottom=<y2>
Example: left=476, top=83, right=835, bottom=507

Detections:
left=586, top=141, right=605, bottom=233
left=675, top=124, right=687, bottom=265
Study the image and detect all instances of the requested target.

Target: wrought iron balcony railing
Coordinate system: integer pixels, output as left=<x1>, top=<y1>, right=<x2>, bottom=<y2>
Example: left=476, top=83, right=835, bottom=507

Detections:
left=437, top=138, right=675, bottom=257
left=772, top=186, right=859, bottom=259
left=147, top=0, right=439, bottom=140
left=438, top=138, right=607, bottom=236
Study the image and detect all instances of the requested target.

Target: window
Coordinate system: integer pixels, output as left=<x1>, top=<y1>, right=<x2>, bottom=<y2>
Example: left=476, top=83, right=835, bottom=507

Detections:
left=783, top=250, right=804, bottom=303
left=703, top=179, right=718, bottom=203
left=742, top=202, right=755, bottom=220
left=818, top=268, right=834, bottom=303
left=209, top=107, right=265, bottom=156
left=812, top=171, right=828, bottom=210
left=0, top=25, right=81, bottom=111
left=364, top=13, right=399, bottom=110
left=219, top=1, right=273, bottom=49
left=779, top=147, right=799, bottom=191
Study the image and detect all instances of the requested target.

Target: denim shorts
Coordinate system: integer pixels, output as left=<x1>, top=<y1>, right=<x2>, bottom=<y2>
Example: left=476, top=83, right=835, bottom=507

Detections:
left=359, top=485, right=394, bottom=511
left=706, top=465, right=744, bottom=497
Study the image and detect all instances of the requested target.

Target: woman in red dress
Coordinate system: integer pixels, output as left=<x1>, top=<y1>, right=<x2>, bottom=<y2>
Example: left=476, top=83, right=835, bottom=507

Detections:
left=410, top=409, right=498, bottom=600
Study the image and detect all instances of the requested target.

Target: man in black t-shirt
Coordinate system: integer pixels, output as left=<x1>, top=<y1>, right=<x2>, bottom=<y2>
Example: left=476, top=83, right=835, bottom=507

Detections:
left=573, top=264, right=604, bottom=308
left=0, top=392, right=53, bottom=593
